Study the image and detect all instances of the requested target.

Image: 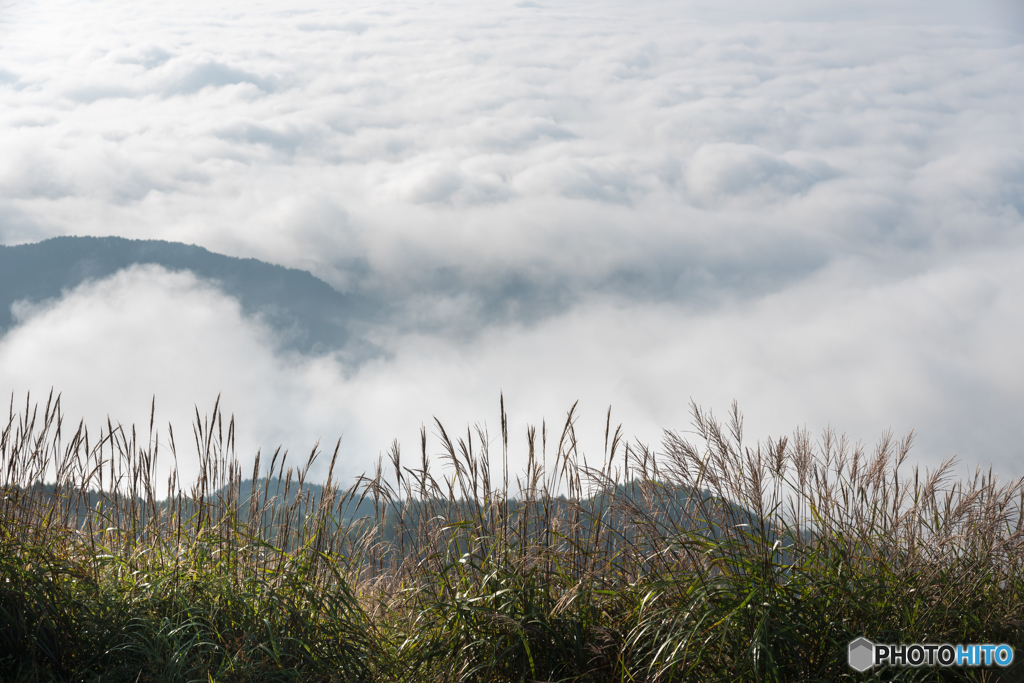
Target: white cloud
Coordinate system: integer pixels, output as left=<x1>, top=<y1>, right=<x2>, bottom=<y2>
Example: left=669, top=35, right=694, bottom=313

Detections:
left=4, top=253, right=1021, bottom=489
left=0, top=0, right=1022, bottom=483
left=686, top=143, right=838, bottom=208
left=344, top=249, right=1024, bottom=482
left=0, top=267, right=360, bottom=485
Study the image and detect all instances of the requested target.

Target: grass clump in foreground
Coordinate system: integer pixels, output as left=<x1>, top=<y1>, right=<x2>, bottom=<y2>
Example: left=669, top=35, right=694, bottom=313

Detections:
left=1, top=393, right=1022, bottom=682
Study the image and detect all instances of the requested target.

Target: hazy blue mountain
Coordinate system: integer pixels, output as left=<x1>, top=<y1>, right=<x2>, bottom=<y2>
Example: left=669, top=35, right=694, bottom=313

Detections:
left=0, top=236, right=377, bottom=355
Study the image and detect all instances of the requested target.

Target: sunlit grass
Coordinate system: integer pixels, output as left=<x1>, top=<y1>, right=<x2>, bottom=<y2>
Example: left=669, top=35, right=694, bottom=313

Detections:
left=1, top=392, right=1021, bottom=682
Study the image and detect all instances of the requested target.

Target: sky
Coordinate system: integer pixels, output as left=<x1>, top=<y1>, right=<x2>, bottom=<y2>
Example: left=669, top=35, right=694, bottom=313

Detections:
left=0, top=0, right=1022, bottom=489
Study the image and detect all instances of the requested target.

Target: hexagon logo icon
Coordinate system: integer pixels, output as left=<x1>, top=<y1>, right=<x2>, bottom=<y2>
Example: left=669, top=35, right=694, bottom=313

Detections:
left=848, top=637, right=874, bottom=672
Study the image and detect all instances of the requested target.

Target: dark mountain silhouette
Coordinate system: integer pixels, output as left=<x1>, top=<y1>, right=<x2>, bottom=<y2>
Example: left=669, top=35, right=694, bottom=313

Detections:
left=0, top=236, right=378, bottom=355
left=14, top=476, right=792, bottom=557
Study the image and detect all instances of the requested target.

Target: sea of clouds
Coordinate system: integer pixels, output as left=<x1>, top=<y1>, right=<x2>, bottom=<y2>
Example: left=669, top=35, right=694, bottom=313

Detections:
left=1, top=0, right=1022, bottom=486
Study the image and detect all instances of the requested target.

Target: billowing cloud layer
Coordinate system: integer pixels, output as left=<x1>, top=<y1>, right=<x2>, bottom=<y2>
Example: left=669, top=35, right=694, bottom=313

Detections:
left=0, top=267, right=351, bottom=485
left=1, top=0, right=1022, bottom=482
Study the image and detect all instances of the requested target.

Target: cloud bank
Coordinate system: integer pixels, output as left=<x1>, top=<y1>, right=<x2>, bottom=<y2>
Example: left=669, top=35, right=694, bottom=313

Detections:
left=0, top=0, right=1022, bottom=481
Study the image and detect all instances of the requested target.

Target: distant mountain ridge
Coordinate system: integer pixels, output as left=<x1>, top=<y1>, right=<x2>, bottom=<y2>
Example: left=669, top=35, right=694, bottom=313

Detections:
left=0, top=236, right=376, bottom=355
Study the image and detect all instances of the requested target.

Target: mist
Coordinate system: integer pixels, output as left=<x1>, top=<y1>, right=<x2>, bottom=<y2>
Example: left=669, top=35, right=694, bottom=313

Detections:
left=1, top=0, right=1022, bottom=484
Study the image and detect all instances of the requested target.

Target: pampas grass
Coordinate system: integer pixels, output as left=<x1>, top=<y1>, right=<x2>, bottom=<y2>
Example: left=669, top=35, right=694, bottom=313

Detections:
left=1, top=392, right=1021, bottom=682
